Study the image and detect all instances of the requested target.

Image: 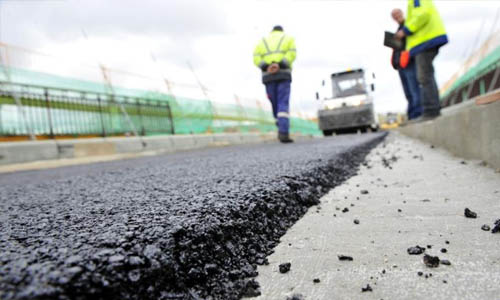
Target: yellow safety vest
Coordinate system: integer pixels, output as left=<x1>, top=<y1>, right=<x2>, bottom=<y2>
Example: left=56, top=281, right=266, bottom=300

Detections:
left=253, top=31, right=296, bottom=70
left=403, top=0, right=448, bottom=56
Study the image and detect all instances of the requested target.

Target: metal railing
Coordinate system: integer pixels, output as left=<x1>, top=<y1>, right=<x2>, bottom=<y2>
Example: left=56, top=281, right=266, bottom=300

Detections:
left=441, top=63, right=500, bottom=107
left=0, top=81, right=175, bottom=138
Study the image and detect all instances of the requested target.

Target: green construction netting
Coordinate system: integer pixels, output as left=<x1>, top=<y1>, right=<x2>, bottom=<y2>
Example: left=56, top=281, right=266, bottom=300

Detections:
left=0, top=67, right=321, bottom=136
left=441, top=44, right=500, bottom=100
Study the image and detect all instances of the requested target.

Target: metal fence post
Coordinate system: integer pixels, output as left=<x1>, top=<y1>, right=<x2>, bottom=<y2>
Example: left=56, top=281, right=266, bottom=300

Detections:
left=136, top=98, right=145, bottom=136
left=97, top=95, right=106, bottom=137
left=44, top=88, right=55, bottom=139
left=166, top=102, right=175, bottom=135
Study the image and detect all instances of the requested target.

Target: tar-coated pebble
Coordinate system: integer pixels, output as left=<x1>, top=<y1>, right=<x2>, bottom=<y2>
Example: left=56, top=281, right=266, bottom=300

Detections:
left=464, top=208, right=477, bottom=218
left=0, top=134, right=386, bottom=300
left=361, top=284, right=373, bottom=292
left=354, top=219, right=360, bottom=225
left=423, top=254, right=440, bottom=268
left=417, top=271, right=423, bottom=276
left=342, top=208, right=349, bottom=213
left=441, top=259, right=451, bottom=266
left=286, top=294, right=305, bottom=300
left=492, top=219, right=500, bottom=233
left=338, top=255, right=354, bottom=261
left=441, top=248, right=447, bottom=253
left=279, top=263, right=291, bottom=274
left=482, top=224, right=491, bottom=231
left=313, top=278, right=321, bottom=284
left=407, top=245, right=426, bottom=255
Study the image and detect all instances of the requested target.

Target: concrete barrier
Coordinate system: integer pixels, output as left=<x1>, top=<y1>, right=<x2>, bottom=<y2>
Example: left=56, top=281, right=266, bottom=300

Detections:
left=398, top=99, right=500, bottom=169
left=0, top=140, right=59, bottom=165
left=0, top=132, right=283, bottom=166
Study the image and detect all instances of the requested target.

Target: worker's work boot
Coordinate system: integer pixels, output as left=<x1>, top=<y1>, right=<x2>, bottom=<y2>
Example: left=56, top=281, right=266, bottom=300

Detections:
left=278, top=132, right=294, bottom=144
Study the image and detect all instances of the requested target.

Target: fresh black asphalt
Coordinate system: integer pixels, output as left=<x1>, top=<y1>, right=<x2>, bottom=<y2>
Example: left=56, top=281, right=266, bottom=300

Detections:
left=0, top=133, right=385, bottom=300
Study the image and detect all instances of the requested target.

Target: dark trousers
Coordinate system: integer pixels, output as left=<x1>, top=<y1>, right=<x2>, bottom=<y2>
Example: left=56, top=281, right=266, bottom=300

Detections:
left=415, top=48, right=441, bottom=116
left=265, top=80, right=291, bottom=134
left=398, top=60, right=422, bottom=120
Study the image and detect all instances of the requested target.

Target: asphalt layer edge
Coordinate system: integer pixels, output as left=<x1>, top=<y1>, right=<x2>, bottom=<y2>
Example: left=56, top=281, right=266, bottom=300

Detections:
left=0, top=133, right=386, bottom=300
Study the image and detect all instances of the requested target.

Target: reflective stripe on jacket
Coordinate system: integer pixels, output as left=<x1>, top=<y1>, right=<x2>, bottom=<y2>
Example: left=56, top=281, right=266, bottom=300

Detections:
left=253, top=30, right=296, bottom=83
left=403, top=0, right=448, bottom=56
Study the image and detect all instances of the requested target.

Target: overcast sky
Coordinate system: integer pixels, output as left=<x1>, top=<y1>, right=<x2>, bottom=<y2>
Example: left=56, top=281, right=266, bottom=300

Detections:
left=1, top=0, right=499, bottom=117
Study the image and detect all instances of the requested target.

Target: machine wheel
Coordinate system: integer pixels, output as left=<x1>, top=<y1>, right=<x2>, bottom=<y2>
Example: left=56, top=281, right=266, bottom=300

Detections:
left=337, top=128, right=357, bottom=135
left=323, top=130, right=334, bottom=137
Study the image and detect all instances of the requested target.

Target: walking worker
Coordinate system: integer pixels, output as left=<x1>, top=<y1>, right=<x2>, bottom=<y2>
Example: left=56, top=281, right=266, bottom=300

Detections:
left=396, top=0, right=448, bottom=121
left=391, top=8, right=422, bottom=120
left=253, top=25, right=296, bottom=143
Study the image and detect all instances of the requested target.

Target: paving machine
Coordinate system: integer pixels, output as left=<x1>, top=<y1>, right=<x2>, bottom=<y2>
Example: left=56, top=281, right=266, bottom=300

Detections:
left=316, top=69, right=378, bottom=136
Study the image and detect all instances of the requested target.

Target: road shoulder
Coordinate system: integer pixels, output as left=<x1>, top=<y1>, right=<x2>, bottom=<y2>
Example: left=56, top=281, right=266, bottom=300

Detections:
left=255, top=132, right=500, bottom=300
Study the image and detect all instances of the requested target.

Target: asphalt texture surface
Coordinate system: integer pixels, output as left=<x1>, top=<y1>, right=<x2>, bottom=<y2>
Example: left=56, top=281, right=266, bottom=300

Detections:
left=0, top=133, right=385, bottom=300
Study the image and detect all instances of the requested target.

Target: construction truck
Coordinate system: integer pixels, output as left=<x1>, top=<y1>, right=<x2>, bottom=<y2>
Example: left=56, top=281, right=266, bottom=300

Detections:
left=316, top=68, right=378, bottom=136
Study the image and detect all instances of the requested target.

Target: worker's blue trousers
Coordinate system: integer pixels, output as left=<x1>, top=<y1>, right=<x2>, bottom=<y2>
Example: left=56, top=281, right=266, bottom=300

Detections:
left=265, top=80, right=291, bottom=134
left=398, top=61, right=422, bottom=120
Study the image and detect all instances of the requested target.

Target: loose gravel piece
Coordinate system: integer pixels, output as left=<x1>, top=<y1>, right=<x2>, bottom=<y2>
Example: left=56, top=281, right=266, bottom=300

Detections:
left=338, top=255, right=354, bottom=261
left=481, top=224, right=491, bottom=231
left=353, top=219, right=360, bottom=225
left=0, top=133, right=386, bottom=300
left=423, top=255, right=440, bottom=268
left=492, top=219, right=500, bottom=233
left=313, top=278, right=320, bottom=284
left=441, top=259, right=451, bottom=266
left=286, top=293, right=305, bottom=300
left=279, top=263, right=291, bottom=274
left=361, top=284, right=373, bottom=292
left=465, top=208, right=478, bottom=218
left=407, top=245, right=426, bottom=255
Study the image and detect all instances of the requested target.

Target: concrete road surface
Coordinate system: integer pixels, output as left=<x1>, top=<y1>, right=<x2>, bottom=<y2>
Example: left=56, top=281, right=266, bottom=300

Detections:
left=255, top=133, right=500, bottom=300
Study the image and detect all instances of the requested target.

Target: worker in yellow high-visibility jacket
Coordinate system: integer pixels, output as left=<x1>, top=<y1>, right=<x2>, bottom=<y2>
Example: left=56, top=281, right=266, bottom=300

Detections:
left=254, top=25, right=296, bottom=143
left=396, top=0, right=448, bottom=121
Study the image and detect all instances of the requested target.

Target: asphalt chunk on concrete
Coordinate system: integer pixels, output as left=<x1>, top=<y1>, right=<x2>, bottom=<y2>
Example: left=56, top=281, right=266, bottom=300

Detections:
left=407, top=245, right=426, bottom=255
left=0, top=133, right=385, bottom=300
left=423, top=254, right=440, bottom=268
left=279, top=263, right=292, bottom=274
left=492, top=219, right=500, bottom=233
left=337, top=255, right=354, bottom=261
left=464, top=208, right=478, bottom=219
left=254, top=132, right=500, bottom=300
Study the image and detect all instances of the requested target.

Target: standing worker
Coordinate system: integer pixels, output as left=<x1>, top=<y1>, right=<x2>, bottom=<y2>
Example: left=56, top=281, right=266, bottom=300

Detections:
left=396, top=0, right=448, bottom=121
left=391, top=8, right=422, bottom=120
left=253, top=25, right=297, bottom=143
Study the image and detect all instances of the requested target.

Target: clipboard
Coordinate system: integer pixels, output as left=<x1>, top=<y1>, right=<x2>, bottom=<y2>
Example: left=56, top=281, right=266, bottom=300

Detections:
left=384, top=31, right=404, bottom=50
